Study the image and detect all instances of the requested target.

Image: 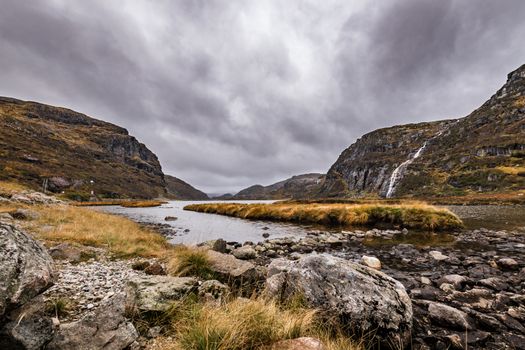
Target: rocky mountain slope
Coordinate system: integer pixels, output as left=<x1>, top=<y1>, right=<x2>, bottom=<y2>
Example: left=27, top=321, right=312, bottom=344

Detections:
left=165, top=175, right=209, bottom=200
left=232, top=173, right=325, bottom=200
left=321, top=64, right=525, bottom=198
left=0, top=97, right=204, bottom=199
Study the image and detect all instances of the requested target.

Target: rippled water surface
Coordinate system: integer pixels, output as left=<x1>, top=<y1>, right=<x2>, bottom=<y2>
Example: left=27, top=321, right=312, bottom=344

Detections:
left=96, top=201, right=525, bottom=244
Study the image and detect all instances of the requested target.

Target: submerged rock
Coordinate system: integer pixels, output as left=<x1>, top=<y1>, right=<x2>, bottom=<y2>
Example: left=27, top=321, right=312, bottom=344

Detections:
left=265, top=254, right=412, bottom=348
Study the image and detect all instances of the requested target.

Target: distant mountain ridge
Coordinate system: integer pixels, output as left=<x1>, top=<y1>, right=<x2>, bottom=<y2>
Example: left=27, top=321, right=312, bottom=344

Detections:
left=320, top=64, right=525, bottom=198
left=231, top=173, right=325, bottom=200
left=0, top=97, right=206, bottom=200
left=165, top=175, right=209, bottom=200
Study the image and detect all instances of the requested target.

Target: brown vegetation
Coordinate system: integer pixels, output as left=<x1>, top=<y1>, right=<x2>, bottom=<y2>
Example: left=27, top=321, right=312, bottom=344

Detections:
left=72, top=200, right=166, bottom=208
left=184, top=202, right=463, bottom=231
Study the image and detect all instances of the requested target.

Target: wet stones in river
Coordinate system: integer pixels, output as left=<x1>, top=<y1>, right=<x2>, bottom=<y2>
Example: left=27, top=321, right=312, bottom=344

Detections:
left=164, top=216, right=177, bottom=221
left=264, top=254, right=413, bottom=348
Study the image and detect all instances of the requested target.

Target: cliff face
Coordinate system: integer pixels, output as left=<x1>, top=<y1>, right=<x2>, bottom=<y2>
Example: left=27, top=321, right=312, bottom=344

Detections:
left=165, top=175, right=209, bottom=200
left=321, top=64, right=525, bottom=198
left=232, top=173, right=325, bottom=200
left=0, top=97, right=167, bottom=199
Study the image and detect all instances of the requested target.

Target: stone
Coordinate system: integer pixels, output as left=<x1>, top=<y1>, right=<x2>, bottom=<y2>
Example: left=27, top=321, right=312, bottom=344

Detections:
left=262, top=232, right=270, bottom=238
left=143, top=262, right=166, bottom=276
left=429, top=250, right=449, bottom=261
left=206, top=250, right=263, bottom=291
left=265, top=255, right=412, bottom=347
left=47, top=294, right=138, bottom=350
left=125, top=275, right=198, bottom=312
left=420, top=277, right=431, bottom=285
left=232, top=245, right=257, bottom=260
left=497, top=257, right=519, bottom=271
left=198, top=280, right=230, bottom=304
left=478, top=277, right=508, bottom=291
left=0, top=295, right=57, bottom=350
left=427, top=302, right=472, bottom=330
left=361, top=255, right=381, bottom=270
left=212, top=239, right=228, bottom=253
left=164, top=216, right=178, bottom=221
left=438, top=274, right=467, bottom=289
left=0, top=223, right=55, bottom=317
left=48, top=243, right=82, bottom=263
left=9, top=209, right=40, bottom=220
left=270, top=337, right=325, bottom=350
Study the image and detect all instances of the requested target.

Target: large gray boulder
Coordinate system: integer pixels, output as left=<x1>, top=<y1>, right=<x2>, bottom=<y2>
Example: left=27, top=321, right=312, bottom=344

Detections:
left=265, top=254, right=413, bottom=348
left=0, top=223, right=55, bottom=317
left=207, top=250, right=264, bottom=293
left=47, top=294, right=138, bottom=350
left=125, top=275, right=198, bottom=312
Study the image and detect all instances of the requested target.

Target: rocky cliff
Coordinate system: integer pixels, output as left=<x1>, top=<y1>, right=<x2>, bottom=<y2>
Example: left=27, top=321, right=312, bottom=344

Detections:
left=321, top=64, right=525, bottom=198
left=232, top=173, right=325, bottom=200
left=165, top=175, right=209, bottom=200
left=0, top=97, right=186, bottom=199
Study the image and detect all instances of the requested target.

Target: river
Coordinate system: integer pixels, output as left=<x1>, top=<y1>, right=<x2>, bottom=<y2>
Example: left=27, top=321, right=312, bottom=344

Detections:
left=95, top=201, right=525, bottom=245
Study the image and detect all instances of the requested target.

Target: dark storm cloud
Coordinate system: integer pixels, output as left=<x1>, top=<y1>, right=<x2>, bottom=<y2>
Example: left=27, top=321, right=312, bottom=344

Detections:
left=1, top=0, right=525, bottom=193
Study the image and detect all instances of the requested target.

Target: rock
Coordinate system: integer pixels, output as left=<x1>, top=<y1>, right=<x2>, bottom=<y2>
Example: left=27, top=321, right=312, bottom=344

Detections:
left=48, top=243, right=82, bottom=263
left=420, top=277, right=431, bottom=285
left=0, top=295, right=57, bottom=350
left=478, top=277, right=508, bottom=291
left=147, top=326, right=162, bottom=338
left=265, top=255, right=412, bottom=347
left=143, top=262, right=166, bottom=276
left=427, top=302, right=472, bottom=330
left=9, top=209, right=40, bottom=220
left=47, top=294, right=138, bottom=350
left=212, top=239, right=228, bottom=253
left=270, top=337, right=325, bottom=350
left=164, top=216, right=177, bottom=221
left=232, top=245, right=257, bottom=260
left=361, top=255, right=381, bottom=270
left=438, top=274, right=467, bottom=289
left=0, top=223, right=55, bottom=317
left=497, top=257, right=519, bottom=271
left=429, top=250, right=449, bottom=261
left=125, top=275, right=198, bottom=312
left=198, top=280, right=230, bottom=304
left=262, top=232, right=270, bottom=238
left=206, top=250, right=263, bottom=291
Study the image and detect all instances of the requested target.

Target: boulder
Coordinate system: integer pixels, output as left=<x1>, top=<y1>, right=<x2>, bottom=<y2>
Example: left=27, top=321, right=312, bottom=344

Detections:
left=427, top=302, right=472, bottom=330
left=198, top=280, right=230, bottom=304
left=438, top=274, right=468, bottom=290
left=0, top=223, right=55, bottom=317
left=207, top=250, right=263, bottom=292
left=0, top=295, right=57, bottom=350
left=429, top=250, right=449, bottom=261
left=48, top=243, right=82, bottom=263
left=47, top=294, right=138, bottom=350
left=232, top=245, right=257, bottom=260
left=270, top=337, right=325, bottom=350
left=125, top=275, right=198, bottom=312
left=265, top=255, right=412, bottom=347
left=497, top=257, right=519, bottom=271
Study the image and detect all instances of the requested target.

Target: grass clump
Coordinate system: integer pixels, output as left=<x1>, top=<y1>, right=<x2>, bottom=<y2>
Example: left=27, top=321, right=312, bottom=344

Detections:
left=167, top=246, right=216, bottom=280
left=30, top=205, right=170, bottom=258
left=45, top=297, right=72, bottom=319
left=184, top=202, right=463, bottom=231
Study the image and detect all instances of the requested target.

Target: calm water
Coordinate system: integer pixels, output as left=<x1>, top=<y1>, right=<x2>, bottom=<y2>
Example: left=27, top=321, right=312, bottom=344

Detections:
left=96, top=201, right=525, bottom=244
left=95, top=200, right=335, bottom=244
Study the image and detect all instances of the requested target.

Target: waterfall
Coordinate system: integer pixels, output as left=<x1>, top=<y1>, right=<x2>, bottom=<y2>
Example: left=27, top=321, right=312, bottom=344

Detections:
left=385, top=121, right=457, bottom=198
left=385, top=141, right=428, bottom=198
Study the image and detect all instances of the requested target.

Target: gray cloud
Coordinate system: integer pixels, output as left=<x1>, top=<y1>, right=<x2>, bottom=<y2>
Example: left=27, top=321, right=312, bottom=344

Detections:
left=1, top=0, right=525, bottom=193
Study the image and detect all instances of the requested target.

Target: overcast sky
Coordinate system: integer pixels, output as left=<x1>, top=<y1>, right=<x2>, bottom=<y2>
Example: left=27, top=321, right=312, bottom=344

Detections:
left=1, top=0, right=525, bottom=194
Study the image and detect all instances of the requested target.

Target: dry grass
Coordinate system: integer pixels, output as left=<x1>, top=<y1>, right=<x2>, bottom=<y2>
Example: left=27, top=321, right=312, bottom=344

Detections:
left=0, top=180, right=30, bottom=195
left=496, top=166, right=525, bottom=176
left=144, top=297, right=362, bottom=350
left=73, top=200, right=166, bottom=208
left=167, top=246, right=215, bottom=279
left=184, top=202, right=463, bottom=231
left=426, top=190, right=525, bottom=205
left=30, top=205, right=170, bottom=258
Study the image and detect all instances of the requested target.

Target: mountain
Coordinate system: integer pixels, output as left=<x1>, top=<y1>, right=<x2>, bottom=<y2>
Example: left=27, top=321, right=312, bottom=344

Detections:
left=165, top=175, right=209, bottom=200
left=232, top=173, right=325, bottom=200
left=0, top=97, right=199, bottom=200
left=320, top=64, right=525, bottom=198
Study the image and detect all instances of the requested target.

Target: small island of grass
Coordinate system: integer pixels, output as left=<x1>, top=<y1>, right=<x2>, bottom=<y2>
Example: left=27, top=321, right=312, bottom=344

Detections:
left=184, top=202, right=463, bottom=231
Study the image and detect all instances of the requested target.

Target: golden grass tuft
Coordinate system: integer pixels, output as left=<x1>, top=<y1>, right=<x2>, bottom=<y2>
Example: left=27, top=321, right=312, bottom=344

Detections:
left=30, top=205, right=170, bottom=257
left=167, top=246, right=215, bottom=279
left=184, top=202, right=463, bottom=231
left=496, top=166, right=525, bottom=176
left=0, top=180, right=30, bottom=194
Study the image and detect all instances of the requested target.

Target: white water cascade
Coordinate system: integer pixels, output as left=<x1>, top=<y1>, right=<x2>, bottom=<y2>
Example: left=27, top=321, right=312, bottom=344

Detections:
left=385, top=141, right=428, bottom=198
